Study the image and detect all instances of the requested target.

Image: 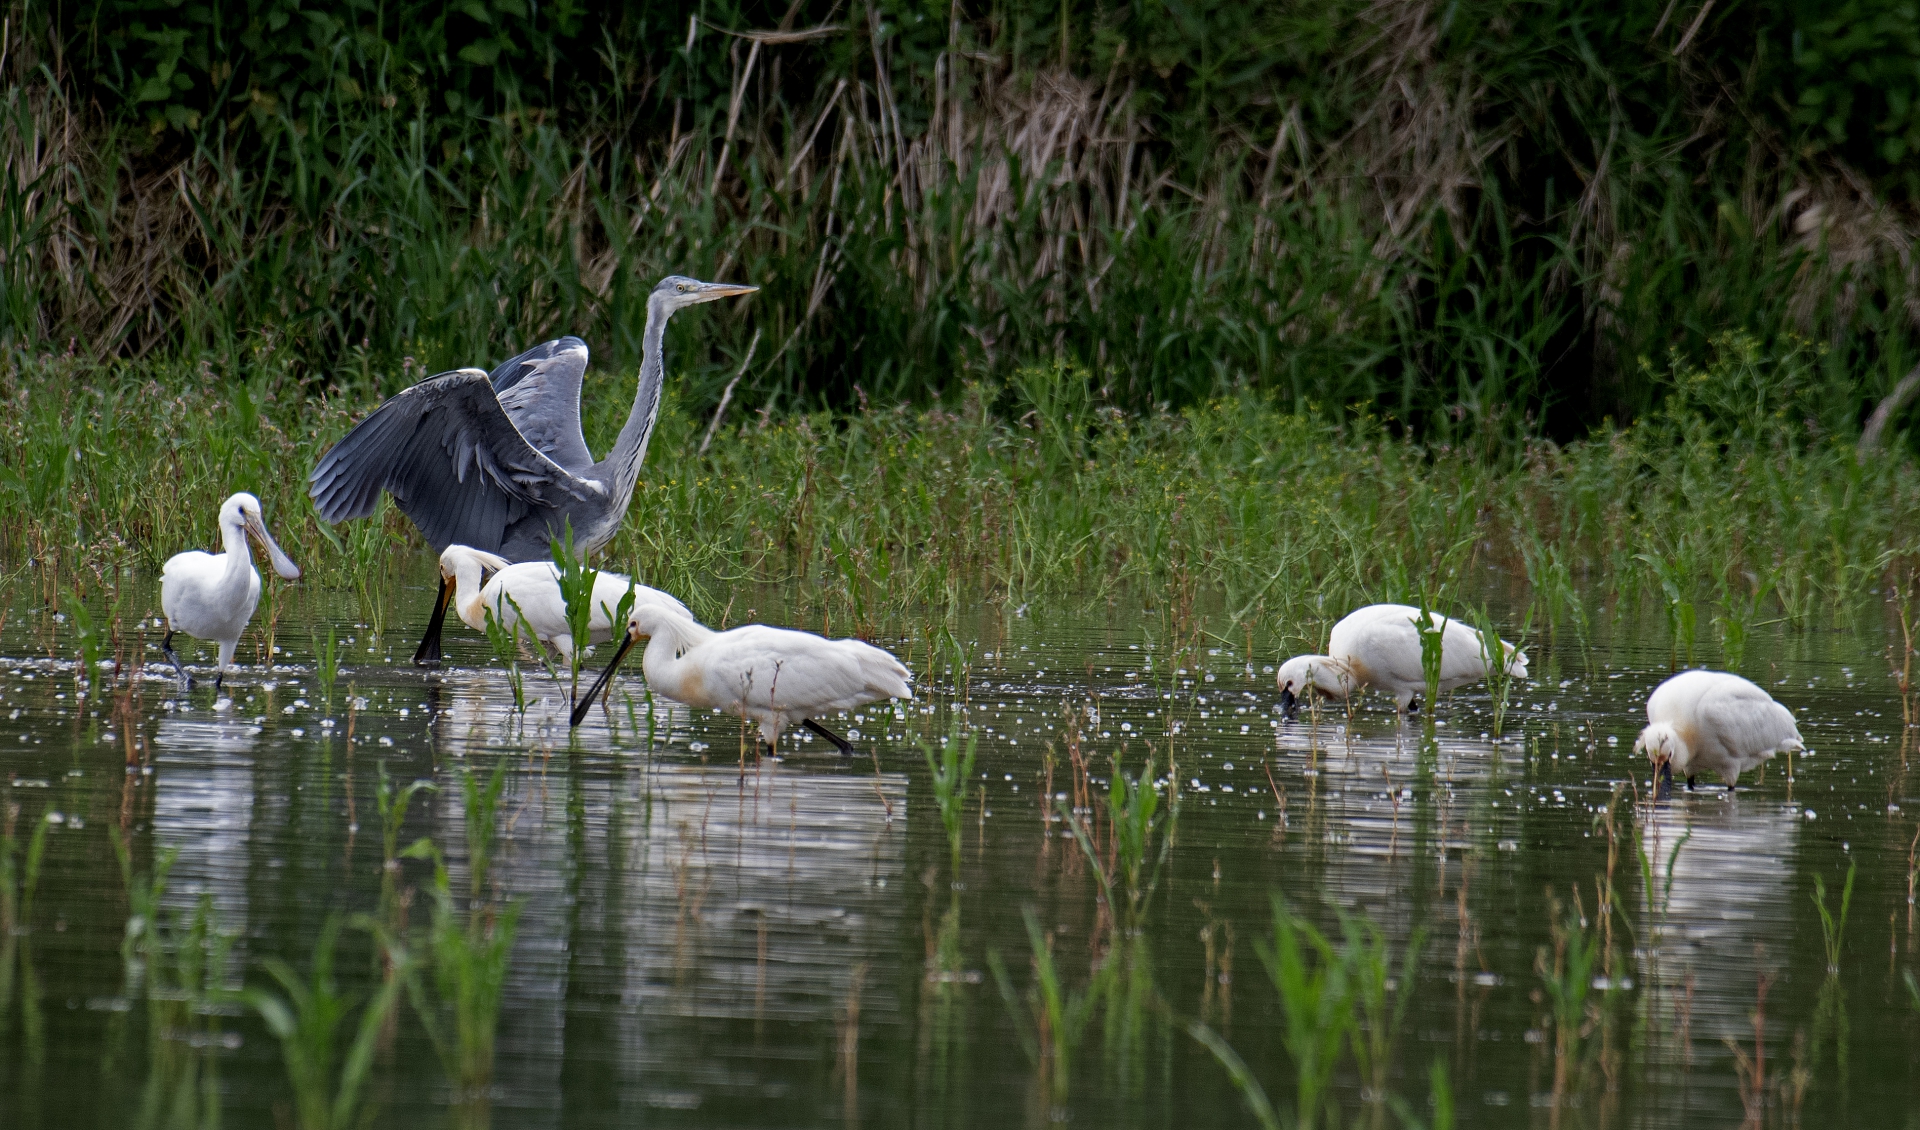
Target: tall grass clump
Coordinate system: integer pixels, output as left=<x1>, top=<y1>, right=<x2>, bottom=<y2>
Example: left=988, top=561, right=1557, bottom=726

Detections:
left=1256, top=898, right=1357, bottom=1130
left=62, top=586, right=106, bottom=695
left=245, top=917, right=408, bottom=1130
left=403, top=762, right=522, bottom=1121
left=919, top=726, right=979, bottom=877
left=1473, top=606, right=1529, bottom=738
left=0, top=805, right=50, bottom=937
left=479, top=605, right=530, bottom=715
left=375, top=765, right=434, bottom=931
left=1814, top=861, right=1858, bottom=976
left=1193, top=899, right=1426, bottom=1130
left=1060, top=755, right=1170, bottom=933
left=550, top=524, right=596, bottom=706
left=1535, top=888, right=1619, bottom=1103
left=1414, top=601, right=1446, bottom=715
left=988, top=906, right=1098, bottom=1111
left=112, top=830, right=231, bottom=1125
left=313, top=628, right=340, bottom=715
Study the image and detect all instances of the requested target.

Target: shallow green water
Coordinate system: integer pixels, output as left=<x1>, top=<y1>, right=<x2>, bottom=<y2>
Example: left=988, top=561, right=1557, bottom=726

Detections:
left=2, top=574, right=1918, bottom=1128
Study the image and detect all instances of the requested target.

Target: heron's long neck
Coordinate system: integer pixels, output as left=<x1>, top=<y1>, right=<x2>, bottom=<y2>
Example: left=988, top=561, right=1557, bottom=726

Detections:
left=604, top=301, right=670, bottom=513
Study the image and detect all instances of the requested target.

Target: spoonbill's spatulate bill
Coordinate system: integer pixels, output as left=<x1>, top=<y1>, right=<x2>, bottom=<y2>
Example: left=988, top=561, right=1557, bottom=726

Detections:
left=307, top=276, right=757, bottom=665
left=1277, top=602, right=1528, bottom=717
left=158, top=492, right=302, bottom=690
left=437, top=544, right=689, bottom=662
left=569, top=601, right=913, bottom=746
left=1635, top=669, right=1803, bottom=792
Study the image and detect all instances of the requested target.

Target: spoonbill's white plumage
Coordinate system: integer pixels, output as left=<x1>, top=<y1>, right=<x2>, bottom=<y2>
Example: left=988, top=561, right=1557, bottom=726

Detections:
left=437, top=544, right=688, bottom=663
left=158, top=492, right=302, bottom=689
left=1277, top=603, right=1528, bottom=716
left=570, top=601, right=913, bottom=748
left=1634, top=669, right=1802, bottom=792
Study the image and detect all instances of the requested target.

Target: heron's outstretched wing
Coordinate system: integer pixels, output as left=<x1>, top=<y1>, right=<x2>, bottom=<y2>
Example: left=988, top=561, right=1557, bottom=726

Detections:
left=309, top=369, right=604, bottom=553
left=488, top=337, right=594, bottom=472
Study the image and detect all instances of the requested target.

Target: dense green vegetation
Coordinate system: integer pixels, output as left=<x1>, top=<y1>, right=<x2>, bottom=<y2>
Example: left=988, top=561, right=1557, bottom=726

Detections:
left=9, top=335, right=1917, bottom=663
left=14, top=0, right=1920, bottom=439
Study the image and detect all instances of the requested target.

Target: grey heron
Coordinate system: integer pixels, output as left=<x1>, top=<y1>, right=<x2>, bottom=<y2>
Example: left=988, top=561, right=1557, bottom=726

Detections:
left=308, top=276, right=757, bottom=663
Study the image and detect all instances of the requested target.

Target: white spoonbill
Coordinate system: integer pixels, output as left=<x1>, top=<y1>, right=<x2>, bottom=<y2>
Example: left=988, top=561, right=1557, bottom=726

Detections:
left=438, top=544, right=689, bottom=663
left=569, top=601, right=913, bottom=749
left=1634, top=669, right=1803, bottom=792
left=1277, top=603, right=1527, bottom=717
left=159, top=492, right=302, bottom=689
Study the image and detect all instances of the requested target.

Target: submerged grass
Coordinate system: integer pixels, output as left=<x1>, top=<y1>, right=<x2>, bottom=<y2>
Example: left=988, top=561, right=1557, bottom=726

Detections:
left=13, top=332, right=1920, bottom=667
left=1191, top=897, right=1429, bottom=1130
left=403, top=762, right=522, bottom=1122
left=245, top=916, right=408, bottom=1130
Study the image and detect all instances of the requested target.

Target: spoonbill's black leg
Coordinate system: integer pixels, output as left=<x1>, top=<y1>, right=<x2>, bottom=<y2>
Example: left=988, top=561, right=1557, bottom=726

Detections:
left=1685, top=775, right=1697, bottom=791
left=803, top=718, right=857, bottom=756
left=161, top=631, right=194, bottom=689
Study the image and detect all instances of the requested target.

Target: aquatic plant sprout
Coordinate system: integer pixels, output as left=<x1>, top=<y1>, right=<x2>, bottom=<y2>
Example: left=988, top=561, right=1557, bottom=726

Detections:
left=244, top=917, right=409, bottom=1130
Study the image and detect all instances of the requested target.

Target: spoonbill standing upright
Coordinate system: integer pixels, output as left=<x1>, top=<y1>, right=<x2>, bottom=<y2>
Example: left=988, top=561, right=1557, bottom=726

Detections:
left=307, top=276, right=758, bottom=665
left=569, top=601, right=913, bottom=748
left=1635, top=669, right=1803, bottom=793
left=158, top=492, right=303, bottom=689
left=437, top=544, right=690, bottom=663
left=1277, top=602, right=1528, bottom=717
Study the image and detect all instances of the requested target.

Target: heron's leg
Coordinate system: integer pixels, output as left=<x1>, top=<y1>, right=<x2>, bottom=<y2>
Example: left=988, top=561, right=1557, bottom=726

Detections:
left=412, top=577, right=452, bottom=667
left=1685, top=775, right=1696, bottom=791
left=803, top=718, right=858, bottom=756
left=160, top=631, right=194, bottom=689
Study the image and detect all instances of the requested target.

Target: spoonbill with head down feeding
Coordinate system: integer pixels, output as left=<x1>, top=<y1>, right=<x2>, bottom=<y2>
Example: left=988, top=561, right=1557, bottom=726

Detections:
left=308, top=276, right=758, bottom=666
left=1635, top=669, right=1803, bottom=793
left=158, top=492, right=302, bottom=689
left=1277, top=603, right=1528, bottom=717
left=569, top=601, right=913, bottom=748
left=437, top=544, right=689, bottom=663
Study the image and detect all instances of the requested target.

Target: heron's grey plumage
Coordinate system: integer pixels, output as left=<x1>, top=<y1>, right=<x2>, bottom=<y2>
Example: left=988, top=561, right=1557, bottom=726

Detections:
left=308, top=277, right=756, bottom=562
left=488, top=336, right=595, bottom=472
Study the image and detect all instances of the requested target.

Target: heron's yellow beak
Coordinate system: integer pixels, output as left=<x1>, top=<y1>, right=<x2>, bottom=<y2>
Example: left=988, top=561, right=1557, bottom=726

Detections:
left=698, top=282, right=759, bottom=301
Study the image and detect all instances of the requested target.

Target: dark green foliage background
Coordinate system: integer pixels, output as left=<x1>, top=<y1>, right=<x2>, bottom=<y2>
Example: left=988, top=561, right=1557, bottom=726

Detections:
left=22, top=0, right=1920, bottom=439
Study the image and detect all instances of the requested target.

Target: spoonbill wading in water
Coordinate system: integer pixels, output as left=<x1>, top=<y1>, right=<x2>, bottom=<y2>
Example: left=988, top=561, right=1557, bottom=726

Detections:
left=307, top=276, right=757, bottom=664
left=1276, top=602, right=1528, bottom=717
left=1635, top=669, right=1803, bottom=793
left=569, top=601, right=913, bottom=750
left=159, top=492, right=302, bottom=690
left=437, top=544, right=690, bottom=664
